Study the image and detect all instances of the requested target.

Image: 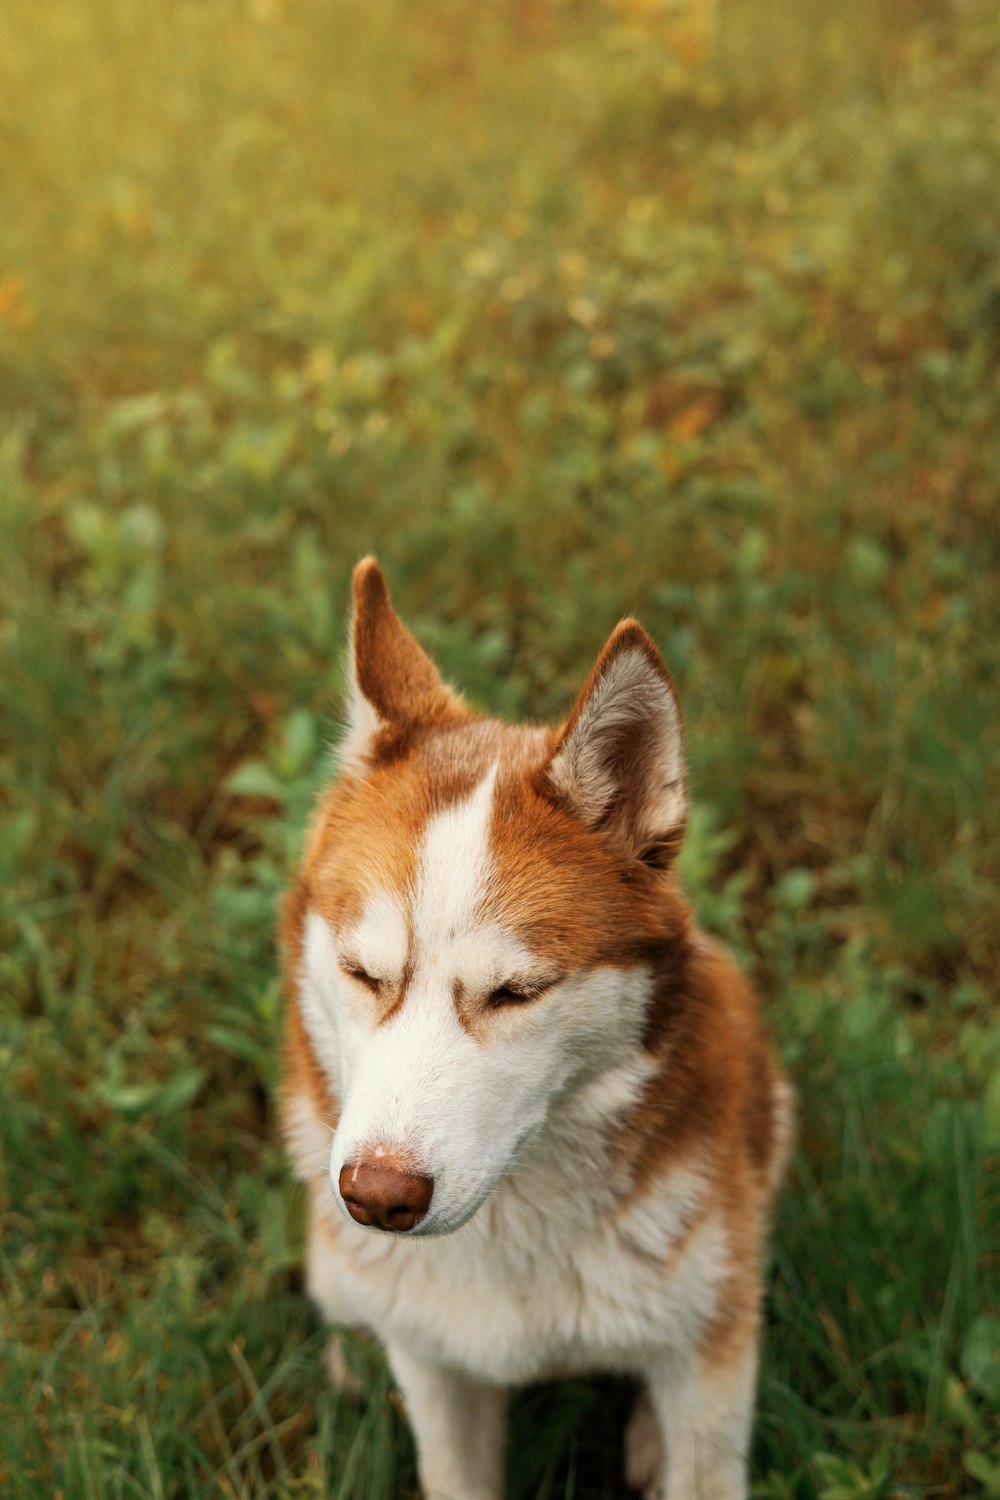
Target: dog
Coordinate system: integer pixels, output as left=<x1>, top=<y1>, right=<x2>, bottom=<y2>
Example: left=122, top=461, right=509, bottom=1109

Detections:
left=281, top=557, right=792, bottom=1500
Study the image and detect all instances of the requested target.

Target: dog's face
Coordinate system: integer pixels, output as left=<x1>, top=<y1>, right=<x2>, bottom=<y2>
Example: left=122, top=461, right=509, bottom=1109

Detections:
left=293, top=560, right=690, bottom=1236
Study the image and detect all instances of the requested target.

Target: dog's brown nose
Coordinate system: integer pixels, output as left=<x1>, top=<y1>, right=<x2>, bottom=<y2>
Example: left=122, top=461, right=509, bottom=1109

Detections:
left=338, top=1157, right=434, bottom=1232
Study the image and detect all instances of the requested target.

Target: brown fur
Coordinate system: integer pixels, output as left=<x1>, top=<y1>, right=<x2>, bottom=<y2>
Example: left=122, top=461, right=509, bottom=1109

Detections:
left=277, top=560, right=792, bottom=1500
left=614, top=937, right=784, bottom=1198
left=351, top=557, right=467, bottom=731
left=281, top=559, right=789, bottom=1306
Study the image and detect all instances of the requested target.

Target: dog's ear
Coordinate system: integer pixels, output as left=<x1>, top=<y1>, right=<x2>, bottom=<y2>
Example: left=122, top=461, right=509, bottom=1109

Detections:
left=340, top=557, right=464, bottom=773
left=543, top=621, right=687, bottom=867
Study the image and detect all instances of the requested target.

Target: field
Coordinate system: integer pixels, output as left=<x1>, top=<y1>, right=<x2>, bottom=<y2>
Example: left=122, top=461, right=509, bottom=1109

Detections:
left=1, top=0, right=999, bottom=1494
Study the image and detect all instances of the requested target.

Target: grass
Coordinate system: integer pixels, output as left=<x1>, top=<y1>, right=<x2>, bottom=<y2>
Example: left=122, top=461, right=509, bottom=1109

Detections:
left=1, top=0, right=998, bottom=1493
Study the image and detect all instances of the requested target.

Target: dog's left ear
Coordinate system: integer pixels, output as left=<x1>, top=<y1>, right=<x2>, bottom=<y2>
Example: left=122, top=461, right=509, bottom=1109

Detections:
left=543, top=621, right=687, bottom=866
left=340, top=557, right=464, bottom=774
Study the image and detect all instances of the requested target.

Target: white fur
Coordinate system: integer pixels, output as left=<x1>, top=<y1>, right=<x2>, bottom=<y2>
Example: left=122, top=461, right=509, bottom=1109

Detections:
left=642, top=1339, right=759, bottom=1500
left=321, top=767, right=654, bottom=1235
left=616, top=1160, right=711, bottom=1259
left=346, top=894, right=409, bottom=980
left=338, top=632, right=383, bottom=776
left=411, top=760, right=499, bottom=951
left=293, top=761, right=773, bottom=1500
left=311, top=1067, right=727, bottom=1385
left=548, top=644, right=687, bottom=846
left=283, top=1089, right=333, bottom=1184
left=388, top=1346, right=508, bottom=1500
left=299, top=913, right=347, bottom=1095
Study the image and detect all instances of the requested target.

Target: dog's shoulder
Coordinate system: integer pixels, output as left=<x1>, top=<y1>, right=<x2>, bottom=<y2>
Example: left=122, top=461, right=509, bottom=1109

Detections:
left=613, top=928, right=791, bottom=1214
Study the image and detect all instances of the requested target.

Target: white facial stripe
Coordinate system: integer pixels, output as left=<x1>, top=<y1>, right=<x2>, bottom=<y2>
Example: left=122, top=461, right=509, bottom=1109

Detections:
left=404, top=763, right=543, bottom=999
left=334, top=762, right=541, bottom=1008
left=412, top=762, right=499, bottom=951
left=301, top=765, right=666, bottom=1237
left=347, top=894, right=408, bottom=980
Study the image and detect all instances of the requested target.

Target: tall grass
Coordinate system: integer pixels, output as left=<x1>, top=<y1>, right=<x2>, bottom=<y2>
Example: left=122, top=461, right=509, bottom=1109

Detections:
left=1, top=0, right=998, bottom=1494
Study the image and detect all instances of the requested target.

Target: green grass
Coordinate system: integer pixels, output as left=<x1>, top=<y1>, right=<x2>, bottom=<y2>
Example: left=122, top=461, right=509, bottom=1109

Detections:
left=1, top=0, right=999, bottom=1493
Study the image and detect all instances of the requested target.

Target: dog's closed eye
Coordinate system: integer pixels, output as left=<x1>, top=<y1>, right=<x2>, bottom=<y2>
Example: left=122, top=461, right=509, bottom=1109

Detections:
left=488, top=977, right=562, bottom=1008
left=340, top=961, right=381, bottom=993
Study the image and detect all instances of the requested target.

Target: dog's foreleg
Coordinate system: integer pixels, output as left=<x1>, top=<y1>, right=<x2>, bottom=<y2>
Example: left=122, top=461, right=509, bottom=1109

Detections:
left=625, top=1382, right=664, bottom=1493
left=386, top=1342, right=508, bottom=1500
left=639, top=1335, right=758, bottom=1500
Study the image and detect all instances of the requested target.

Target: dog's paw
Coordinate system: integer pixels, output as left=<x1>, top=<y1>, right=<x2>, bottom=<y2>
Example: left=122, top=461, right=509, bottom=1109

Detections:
left=324, top=1333, right=367, bottom=1401
left=624, top=1386, right=664, bottom=1498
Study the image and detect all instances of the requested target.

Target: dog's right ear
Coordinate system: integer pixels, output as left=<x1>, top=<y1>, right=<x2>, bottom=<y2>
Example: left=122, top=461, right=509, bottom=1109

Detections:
left=340, top=557, right=464, bottom=774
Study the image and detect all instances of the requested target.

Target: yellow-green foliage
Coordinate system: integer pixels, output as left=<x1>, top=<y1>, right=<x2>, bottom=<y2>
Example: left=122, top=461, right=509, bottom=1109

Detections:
left=1, top=0, right=998, bottom=1495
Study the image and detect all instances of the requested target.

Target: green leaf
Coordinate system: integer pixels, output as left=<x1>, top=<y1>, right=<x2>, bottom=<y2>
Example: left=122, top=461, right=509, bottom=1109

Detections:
left=773, top=867, right=815, bottom=911
left=963, top=1317, right=1000, bottom=1402
left=153, top=1067, right=207, bottom=1115
left=274, top=708, right=318, bottom=779
left=99, top=1082, right=160, bottom=1116
left=226, top=762, right=285, bottom=800
left=964, top=1452, right=1000, bottom=1496
left=99, top=1068, right=205, bottom=1118
left=206, top=1025, right=271, bottom=1069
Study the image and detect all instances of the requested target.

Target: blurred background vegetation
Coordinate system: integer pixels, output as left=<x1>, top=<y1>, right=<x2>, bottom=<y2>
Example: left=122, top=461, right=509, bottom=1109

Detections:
left=1, top=0, right=998, bottom=1494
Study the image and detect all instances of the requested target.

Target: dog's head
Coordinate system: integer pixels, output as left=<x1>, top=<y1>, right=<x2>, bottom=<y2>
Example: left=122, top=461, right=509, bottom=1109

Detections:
left=291, top=558, right=691, bottom=1235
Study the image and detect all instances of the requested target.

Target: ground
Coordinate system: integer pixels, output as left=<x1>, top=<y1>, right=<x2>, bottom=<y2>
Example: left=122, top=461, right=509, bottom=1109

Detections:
left=0, top=0, right=998, bottom=1495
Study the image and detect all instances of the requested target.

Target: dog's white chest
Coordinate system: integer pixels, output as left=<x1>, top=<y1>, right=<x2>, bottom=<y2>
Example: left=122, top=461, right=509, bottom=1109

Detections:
left=313, top=1139, right=727, bottom=1385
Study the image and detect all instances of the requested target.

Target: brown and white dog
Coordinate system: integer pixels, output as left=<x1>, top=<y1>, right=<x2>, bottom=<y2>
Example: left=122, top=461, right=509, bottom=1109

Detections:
left=281, top=558, right=792, bottom=1500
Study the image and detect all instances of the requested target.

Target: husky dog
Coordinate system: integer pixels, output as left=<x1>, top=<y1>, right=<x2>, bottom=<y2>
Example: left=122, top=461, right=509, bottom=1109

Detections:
left=281, top=558, right=791, bottom=1500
